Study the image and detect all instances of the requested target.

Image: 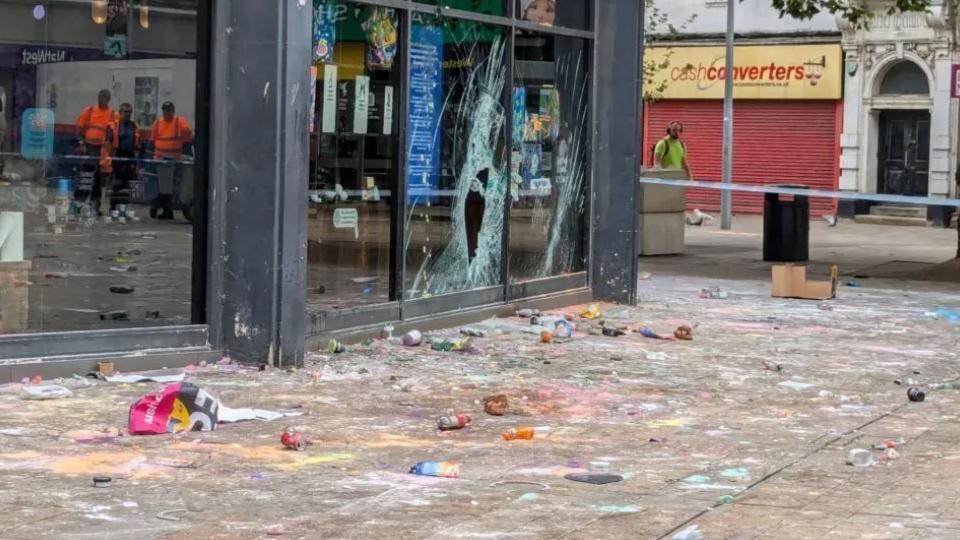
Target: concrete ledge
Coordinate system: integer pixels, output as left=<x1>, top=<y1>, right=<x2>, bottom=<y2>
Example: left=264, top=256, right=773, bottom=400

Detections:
left=853, top=215, right=928, bottom=227
left=307, top=287, right=594, bottom=350
left=0, top=325, right=210, bottom=360
left=0, top=348, right=220, bottom=383
left=870, top=206, right=926, bottom=218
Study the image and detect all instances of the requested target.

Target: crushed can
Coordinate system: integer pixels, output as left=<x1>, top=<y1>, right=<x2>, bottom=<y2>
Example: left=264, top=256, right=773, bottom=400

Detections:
left=437, top=414, right=471, bottom=431
left=281, top=427, right=305, bottom=451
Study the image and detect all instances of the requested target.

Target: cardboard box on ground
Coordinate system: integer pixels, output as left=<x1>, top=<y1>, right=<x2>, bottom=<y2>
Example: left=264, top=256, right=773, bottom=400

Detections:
left=771, top=264, right=838, bottom=300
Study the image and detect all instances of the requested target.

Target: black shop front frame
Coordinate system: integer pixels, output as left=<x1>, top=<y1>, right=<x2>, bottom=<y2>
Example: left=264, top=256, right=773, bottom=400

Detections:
left=305, top=0, right=595, bottom=337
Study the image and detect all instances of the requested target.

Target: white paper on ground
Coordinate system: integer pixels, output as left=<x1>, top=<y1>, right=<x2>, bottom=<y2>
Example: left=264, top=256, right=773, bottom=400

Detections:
left=104, top=371, right=186, bottom=384
left=21, top=385, right=73, bottom=400
left=218, top=406, right=303, bottom=423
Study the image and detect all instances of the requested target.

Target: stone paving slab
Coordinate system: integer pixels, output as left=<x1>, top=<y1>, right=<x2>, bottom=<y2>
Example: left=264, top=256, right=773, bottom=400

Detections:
left=0, top=274, right=958, bottom=539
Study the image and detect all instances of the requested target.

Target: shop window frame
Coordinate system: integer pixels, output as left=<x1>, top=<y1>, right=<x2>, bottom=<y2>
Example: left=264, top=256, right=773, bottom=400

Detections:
left=0, top=0, right=213, bottom=358
left=306, top=0, right=595, bottom=336
left=504, top=28, right=592, bottom=297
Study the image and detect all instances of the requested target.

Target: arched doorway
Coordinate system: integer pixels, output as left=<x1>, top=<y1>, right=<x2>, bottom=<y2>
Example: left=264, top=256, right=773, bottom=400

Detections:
left=875, top=60, right=931, bottom=196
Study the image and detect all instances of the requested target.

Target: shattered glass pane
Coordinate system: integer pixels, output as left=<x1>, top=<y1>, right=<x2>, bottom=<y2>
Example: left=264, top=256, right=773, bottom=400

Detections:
left=404, top=16, right=507, bottom=299
left=509, top=31, right=589, bottom=281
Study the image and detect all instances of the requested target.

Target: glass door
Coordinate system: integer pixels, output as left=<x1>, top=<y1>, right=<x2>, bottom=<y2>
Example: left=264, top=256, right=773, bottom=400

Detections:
left=403, top=14, right=508, bottom=314
left=307, top=1, right=403, bottom=331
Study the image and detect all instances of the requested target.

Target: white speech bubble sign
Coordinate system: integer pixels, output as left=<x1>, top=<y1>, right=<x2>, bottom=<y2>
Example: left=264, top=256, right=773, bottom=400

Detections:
left=333, top=207, right=359, bottom=239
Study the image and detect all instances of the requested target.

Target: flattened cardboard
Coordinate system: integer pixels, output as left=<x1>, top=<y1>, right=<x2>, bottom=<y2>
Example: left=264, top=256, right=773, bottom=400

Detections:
left=98, top=361, right=115, bottom=377
left=771, top=264, right=838, bottom=300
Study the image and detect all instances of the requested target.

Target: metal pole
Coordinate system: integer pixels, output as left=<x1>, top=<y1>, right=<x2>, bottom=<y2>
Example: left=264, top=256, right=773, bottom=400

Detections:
left=720, top=0, right=735, bottom=230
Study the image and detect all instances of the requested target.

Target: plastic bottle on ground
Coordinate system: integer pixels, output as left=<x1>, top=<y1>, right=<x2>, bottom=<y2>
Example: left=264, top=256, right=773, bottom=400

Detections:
left=409, top=461, right=460, bottom=478
left=531, top=315, right=561, bottom=327
left=502, top=426, right=551, bottom=441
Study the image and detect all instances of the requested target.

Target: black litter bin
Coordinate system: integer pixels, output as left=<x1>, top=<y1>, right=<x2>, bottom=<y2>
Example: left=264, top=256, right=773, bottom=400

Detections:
left=763, top=185, right=809, bottom=262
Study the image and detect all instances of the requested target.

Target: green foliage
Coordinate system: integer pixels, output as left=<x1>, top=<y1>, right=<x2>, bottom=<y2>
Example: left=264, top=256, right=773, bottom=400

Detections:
left=770, top=0, right=932, bottom=28
left=643, top=0, right=696, bottom=102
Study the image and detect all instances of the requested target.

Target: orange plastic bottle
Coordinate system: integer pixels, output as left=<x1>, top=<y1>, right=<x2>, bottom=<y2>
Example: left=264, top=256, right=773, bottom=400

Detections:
left=502, top=426, right=551, bottom=441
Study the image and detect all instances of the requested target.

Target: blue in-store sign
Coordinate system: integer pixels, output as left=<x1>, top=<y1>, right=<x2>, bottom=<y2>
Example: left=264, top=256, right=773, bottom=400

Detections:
left=20, top=108, right=55, bottom=160
left=406, top=25, right=443, bottom=203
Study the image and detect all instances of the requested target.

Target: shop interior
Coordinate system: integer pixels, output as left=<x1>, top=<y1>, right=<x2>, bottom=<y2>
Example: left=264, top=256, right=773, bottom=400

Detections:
left=0, top=0, right=199, bottom=335
left=306, top=0, right=590, bottom=316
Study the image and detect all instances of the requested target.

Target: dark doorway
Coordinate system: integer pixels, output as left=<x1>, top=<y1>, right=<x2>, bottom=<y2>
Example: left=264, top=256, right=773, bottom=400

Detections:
left=878, top=110, right=930, bottom=196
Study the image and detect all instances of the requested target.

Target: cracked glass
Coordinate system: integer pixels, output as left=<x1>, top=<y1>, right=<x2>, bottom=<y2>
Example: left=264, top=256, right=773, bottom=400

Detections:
left=509, top=30, right=589, bottom=281
left=404, top=15, right=507, bottom=300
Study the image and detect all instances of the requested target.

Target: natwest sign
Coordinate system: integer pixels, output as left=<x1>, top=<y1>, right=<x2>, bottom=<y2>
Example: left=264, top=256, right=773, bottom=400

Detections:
left=20, top=47, right=68, bottom=65
left=645, top=44, right=842, bottom=100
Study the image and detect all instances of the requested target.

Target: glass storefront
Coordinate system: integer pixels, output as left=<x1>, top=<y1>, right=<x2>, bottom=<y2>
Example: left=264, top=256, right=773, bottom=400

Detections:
left=0, top=0, right=200, bottom=334
left=404, top=16, right=507, bottom=300
left=307, top=0, right=593, bottom=329
left=308, top=3, right=401, bottom=311
left=509, top=31, right=589, bottom=281
left=0, top=0, right=604, bottom=365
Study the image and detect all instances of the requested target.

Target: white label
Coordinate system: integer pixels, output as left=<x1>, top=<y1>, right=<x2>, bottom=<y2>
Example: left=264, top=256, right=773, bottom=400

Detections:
left=383, top=86, right=394, bottom=135
left=530, top=177, right=552, bottom=195
left=333, top=207, right=359, bottom=239
left=321, top=64, right=337, bottom=134
left=353, top=75, right=370, bottom=135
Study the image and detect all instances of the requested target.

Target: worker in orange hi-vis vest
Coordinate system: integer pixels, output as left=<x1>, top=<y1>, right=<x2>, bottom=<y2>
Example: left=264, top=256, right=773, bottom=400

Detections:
left=150, top=101, right=193, bottom=220
left=75, top=89, right=119, bottom=214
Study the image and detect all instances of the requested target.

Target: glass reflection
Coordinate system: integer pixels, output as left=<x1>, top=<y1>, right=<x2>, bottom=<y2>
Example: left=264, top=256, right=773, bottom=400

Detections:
left=307, top=1, right=401, bottom=310
left=0, top=0, right=198, bottom=333
left=509, top=31, right=589, bottom=281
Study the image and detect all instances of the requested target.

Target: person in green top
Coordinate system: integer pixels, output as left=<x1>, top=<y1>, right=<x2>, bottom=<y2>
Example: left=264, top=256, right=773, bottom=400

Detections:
left=653, top=120, right=691, bottom=177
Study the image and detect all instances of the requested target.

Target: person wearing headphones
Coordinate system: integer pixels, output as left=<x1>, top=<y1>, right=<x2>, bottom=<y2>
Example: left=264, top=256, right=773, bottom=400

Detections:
left=653, top=120, right=691, bottom=178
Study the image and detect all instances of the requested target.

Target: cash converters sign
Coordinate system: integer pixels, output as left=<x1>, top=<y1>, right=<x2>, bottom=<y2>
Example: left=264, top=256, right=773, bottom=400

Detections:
left=645, top=44, right=842, bottom=100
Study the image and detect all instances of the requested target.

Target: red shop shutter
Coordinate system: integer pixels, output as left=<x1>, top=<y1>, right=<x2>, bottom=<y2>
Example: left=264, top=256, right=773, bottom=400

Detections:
left=644, top=100, right=840, bottom=216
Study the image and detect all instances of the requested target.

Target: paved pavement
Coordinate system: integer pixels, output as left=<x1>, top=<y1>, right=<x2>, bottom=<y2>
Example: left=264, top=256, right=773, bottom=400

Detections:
left=640, top=215, right=958, bottom=286
left=1, top=270, right=959, bottom=539
left=22, top=202, right=193, bottom=334
left=21, top=210, right=955, bottom=335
